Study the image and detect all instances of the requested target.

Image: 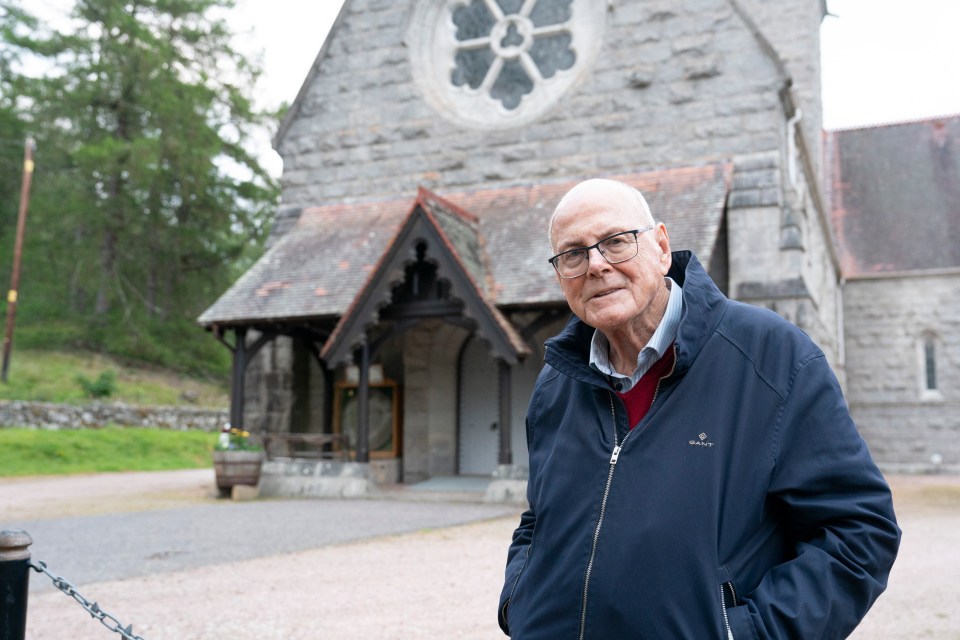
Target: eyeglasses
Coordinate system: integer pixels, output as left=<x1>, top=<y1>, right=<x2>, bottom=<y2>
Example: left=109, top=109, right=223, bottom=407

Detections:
left=548, top=226, right=653, bottom=279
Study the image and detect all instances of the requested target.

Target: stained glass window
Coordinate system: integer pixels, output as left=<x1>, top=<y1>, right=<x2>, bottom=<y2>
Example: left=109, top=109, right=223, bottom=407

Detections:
left=408, top=0, right=605, bottom=128
left=449, top=0, right=576, bottom=110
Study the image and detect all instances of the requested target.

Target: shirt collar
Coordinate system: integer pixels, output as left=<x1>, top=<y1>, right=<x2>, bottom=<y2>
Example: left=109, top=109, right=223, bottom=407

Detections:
left=588, top=277, right=683, bottom=391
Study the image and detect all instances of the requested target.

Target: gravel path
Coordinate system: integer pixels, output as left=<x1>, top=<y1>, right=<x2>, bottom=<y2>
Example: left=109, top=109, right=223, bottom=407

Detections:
left=3, top=471, right=958, bottom=639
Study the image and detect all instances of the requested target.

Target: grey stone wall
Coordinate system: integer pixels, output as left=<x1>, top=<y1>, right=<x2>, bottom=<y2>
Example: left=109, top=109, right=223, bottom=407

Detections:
left=243, top=334, right=295, bottom=435
left=843, top=272, right=960, bottom=472
left=746, top=0, right=825, bottom=178
left=725, top=149, right=843, bottom=370
left=401, top=320, right=468, bottom=483
left=276, top=0, right=806, bottom=207
left=0, top=401, right=227, bottom=432
left=259, top=459, right=371, bottom=498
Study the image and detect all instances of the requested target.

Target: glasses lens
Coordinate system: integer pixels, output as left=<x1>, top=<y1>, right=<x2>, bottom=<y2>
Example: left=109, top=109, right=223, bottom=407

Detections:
left=556, top=249, right=587, bottom=278
left=551, top=231, right=641, bottom=278
left=598, top=232, right=638, bottom=263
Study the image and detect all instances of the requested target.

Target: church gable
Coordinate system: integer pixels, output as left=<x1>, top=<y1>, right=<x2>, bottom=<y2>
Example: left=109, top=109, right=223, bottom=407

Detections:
left=275, top=0, right=820, bottom=208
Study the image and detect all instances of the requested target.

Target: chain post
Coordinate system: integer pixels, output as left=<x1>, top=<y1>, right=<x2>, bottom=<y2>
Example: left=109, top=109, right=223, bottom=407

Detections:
left=0, top=529, right=33, bottom=640
left=2, top=530, right=147, bottom=639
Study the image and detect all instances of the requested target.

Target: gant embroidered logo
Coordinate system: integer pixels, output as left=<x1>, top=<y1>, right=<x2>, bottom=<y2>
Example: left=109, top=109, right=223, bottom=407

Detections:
left=689, top=432, right=714, bottom=447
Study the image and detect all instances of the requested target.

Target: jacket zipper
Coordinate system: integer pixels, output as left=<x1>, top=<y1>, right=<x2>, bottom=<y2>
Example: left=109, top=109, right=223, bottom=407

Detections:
left=720, top=581, right=736, bottom=640
left=578, top=395, right=623, bottom=640
left=578, top=348, right=678, bottom=639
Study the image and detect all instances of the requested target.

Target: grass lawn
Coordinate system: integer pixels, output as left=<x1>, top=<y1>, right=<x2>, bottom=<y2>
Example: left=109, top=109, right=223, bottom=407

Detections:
left=0, top=426, right=215, bottom=477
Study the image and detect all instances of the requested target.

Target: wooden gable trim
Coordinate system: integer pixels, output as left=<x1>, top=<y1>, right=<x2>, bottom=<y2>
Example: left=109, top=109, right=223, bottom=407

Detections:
left=321, top=190, right=529, bottom=367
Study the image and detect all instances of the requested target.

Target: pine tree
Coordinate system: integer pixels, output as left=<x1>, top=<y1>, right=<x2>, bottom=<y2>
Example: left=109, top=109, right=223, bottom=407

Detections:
left=1, top=0, right=278, bottom=374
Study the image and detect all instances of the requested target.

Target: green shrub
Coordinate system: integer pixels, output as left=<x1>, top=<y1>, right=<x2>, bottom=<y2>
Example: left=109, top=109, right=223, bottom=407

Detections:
left=76, top=370, right=117, bottom=398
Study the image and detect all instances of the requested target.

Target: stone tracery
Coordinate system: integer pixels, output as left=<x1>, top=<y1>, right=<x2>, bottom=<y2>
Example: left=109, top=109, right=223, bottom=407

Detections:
left=450, top=0, right=576, bottom=110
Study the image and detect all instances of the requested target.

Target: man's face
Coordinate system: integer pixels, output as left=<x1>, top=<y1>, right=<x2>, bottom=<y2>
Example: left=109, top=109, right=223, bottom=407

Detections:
left=550, top=183, right=672, bottom=336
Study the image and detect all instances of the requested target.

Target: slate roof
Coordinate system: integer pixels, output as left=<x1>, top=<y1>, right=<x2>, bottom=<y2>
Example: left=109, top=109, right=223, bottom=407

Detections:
left=826, top=114, right=960, bottom=277
left=198, top=163, right=733, bottom=327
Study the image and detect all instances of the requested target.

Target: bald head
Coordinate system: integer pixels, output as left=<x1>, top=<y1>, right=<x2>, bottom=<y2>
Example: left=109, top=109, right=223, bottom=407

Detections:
left=549, top=179, right=656, bottom=250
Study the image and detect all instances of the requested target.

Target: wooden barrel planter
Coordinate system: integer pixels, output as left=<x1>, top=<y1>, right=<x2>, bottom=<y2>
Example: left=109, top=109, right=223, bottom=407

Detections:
left=213, top=450, right=264, bottom=493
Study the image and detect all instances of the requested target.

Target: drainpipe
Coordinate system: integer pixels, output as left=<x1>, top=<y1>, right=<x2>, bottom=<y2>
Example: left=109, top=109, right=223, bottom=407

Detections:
left=356, top=336, right=370, bottom=464
left=786, top=108, right=803, bottom=193
left=837, top=277, right=846, bottom=369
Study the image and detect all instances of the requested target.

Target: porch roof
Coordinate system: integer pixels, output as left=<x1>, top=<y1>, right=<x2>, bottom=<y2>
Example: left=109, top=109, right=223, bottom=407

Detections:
left=320, top=187, right=531, bottom=366
left=197, top=163, right=733, bottom=327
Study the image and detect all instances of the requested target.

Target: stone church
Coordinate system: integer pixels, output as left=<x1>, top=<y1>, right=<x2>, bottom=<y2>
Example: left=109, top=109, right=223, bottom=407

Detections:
left=199, top=0, right=959, bottom=496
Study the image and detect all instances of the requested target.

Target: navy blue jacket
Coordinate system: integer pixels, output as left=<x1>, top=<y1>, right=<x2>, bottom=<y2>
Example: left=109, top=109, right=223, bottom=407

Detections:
left=499, top=251, right=900, bottom=639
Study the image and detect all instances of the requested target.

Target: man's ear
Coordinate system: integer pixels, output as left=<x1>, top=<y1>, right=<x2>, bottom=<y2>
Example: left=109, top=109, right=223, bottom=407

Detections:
left=656, top=223, right=672, bottom=273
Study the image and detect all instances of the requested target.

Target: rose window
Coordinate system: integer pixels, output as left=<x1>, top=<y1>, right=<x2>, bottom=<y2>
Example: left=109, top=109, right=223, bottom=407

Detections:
left=409, top=0, right=606, bottom=129
left=450, top=0, right=576, bottom=110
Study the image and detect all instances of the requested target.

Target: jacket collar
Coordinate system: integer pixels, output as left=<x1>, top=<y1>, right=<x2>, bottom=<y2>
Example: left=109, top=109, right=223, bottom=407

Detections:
left=544, top=251, right=727, bottom=383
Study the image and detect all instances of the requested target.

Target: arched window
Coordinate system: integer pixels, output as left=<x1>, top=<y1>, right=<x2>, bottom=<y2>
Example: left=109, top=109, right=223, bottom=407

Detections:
left=924, top=337, right=937, bottom=391
left=919, top=331, right=942, bottom=399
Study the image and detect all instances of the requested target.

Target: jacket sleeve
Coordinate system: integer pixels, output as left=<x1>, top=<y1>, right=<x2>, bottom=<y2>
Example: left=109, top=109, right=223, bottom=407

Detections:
left=728, top=354, right=901, bottom=640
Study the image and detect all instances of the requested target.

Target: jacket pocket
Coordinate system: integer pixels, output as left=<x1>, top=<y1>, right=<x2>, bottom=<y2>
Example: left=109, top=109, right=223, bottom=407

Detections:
left=500, top=543, right=534, bottom=633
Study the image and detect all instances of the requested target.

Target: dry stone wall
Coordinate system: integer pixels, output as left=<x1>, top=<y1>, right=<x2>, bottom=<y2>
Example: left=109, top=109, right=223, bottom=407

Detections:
left=0, top=400, right=227, bottom=432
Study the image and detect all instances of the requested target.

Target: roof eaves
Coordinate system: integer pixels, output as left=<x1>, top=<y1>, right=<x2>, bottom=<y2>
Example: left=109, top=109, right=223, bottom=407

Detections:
left=824, top=111, right=960, bottom=134
left=320, top=199, right=418, bottom=364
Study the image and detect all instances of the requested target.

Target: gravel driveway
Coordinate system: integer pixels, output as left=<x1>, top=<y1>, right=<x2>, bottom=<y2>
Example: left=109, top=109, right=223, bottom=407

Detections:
left=2, top=470, right=958, bottom=639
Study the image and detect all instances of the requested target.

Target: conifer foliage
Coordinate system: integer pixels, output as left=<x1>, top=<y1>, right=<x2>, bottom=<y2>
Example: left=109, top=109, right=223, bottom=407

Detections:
left=0, top=0, right=278, bottom=376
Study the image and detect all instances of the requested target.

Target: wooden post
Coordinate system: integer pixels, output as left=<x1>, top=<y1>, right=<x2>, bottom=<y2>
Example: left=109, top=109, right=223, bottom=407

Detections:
left=231, top=327, right=248, bottom=431
left=1, top=138, right=36, bottom=383
left=498, top=359, right=513, bottom=465
left=356, top=336, right=370, bottom=463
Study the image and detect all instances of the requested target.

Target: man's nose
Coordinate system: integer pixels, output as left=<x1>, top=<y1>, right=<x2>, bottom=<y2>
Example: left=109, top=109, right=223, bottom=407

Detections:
left=586, top=246, right=610, bottom=272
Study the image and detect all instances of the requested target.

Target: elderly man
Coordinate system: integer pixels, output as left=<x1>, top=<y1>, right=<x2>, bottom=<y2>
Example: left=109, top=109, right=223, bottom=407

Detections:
left=498, top=179, right=900, bottom=639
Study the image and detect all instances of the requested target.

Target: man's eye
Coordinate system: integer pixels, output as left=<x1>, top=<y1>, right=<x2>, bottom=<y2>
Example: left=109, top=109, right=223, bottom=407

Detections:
left=605, top=237, right=626, bottom=248
left=564, top=249, right=586, bottom=262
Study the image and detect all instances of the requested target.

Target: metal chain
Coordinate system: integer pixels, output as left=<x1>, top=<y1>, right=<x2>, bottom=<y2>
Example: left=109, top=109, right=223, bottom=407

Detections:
left=28, top=559, right=147, bottom=640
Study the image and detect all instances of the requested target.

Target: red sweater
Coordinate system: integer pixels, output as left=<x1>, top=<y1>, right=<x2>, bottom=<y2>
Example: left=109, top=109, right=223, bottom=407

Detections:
left=614, top=346, right=676, bottom=430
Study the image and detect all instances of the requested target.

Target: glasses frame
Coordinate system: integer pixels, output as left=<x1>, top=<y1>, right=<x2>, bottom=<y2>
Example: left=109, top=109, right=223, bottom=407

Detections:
left=548, top=226, right=654, bottom=279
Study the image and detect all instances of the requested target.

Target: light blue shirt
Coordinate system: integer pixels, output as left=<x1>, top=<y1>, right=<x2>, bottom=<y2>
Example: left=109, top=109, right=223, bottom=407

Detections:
left=589, top=277, right=683, bottom=393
